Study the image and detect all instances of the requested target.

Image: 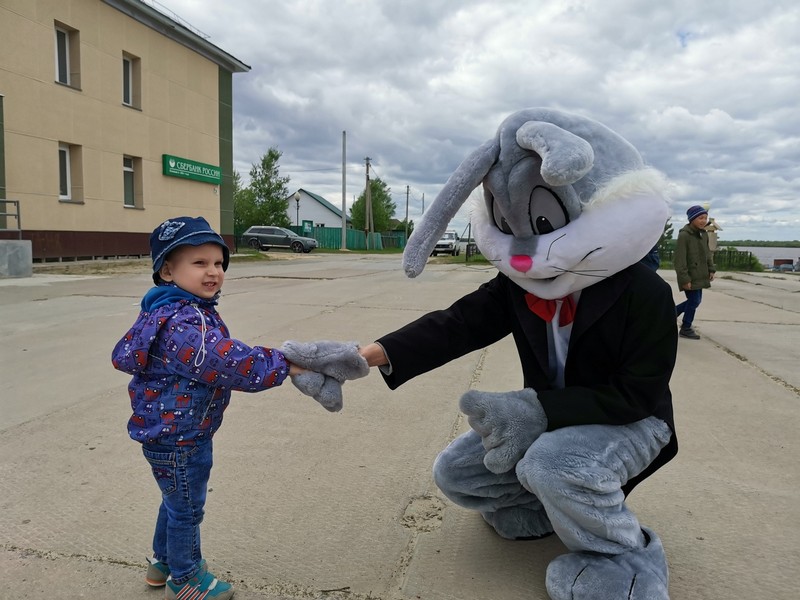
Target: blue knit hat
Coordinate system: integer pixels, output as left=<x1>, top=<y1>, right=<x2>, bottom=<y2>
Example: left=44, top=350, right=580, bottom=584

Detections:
left=150, top=216, right=230, bottom=283
left=686, top=205, right=708, bottom=222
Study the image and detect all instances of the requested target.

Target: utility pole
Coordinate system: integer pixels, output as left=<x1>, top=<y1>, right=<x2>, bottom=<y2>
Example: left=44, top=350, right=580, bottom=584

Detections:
left=364, top=156, right=371, bottom=249
left=405, top=185, right=409, bottom=241
left=341, top=131, right=347, bottom=250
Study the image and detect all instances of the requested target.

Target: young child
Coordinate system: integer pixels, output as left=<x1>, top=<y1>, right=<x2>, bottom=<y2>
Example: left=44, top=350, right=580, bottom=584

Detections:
left=674, top=205, right=716, bottom=339
left=112, top=216, right=306, bottom=600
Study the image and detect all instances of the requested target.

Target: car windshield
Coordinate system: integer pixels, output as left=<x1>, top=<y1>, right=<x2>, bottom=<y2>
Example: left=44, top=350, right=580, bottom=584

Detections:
left=442, top=232, right=455, bottom=240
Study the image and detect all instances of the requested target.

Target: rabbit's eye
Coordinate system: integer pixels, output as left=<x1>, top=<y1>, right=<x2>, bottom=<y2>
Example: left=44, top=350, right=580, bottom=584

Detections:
left=489, top=196, right=514, bottom=235
left=529, top=187, right=568, bottom=235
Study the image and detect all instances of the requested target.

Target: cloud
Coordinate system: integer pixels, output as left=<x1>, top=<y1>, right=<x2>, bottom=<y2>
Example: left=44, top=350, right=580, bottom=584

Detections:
left=155, top=0, right=800, bottom=240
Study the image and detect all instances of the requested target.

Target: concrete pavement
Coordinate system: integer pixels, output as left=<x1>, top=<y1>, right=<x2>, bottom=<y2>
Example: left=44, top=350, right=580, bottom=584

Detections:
left=1, top=254, right=798, bottom=599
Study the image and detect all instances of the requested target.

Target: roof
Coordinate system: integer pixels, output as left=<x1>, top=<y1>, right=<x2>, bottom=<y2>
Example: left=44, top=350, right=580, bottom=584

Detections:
left=102, top=0, right=251, bottom=73
left=298, top=189, right=352, bottom=223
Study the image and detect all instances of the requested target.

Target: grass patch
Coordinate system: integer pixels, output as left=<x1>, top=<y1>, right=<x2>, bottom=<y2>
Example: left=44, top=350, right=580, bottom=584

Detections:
left=230, top=250, right=275, bottom=262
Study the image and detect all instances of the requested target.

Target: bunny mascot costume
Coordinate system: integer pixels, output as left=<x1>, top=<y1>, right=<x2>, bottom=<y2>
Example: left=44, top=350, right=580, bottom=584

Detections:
left=282, top=108, right=678, bottom=600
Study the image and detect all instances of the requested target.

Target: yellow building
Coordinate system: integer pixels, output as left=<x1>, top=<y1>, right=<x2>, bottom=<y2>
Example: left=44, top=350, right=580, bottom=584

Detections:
left=0, top=0, right=249, bottom=260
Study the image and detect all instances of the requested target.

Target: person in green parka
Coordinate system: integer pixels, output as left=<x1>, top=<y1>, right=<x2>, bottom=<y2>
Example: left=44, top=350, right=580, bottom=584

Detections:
left=674, top=205, right=716, bottom=339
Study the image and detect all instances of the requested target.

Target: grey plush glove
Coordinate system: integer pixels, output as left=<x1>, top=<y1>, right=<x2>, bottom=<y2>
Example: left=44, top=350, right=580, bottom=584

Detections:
left=280, top=340, right=370, bottom=382
left=459, top=388, right=548, bottom=474
left=289, top=371, right=345, bottom=412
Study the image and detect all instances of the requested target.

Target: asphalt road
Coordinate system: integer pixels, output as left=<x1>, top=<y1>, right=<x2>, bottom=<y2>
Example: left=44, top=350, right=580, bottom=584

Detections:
left=1, top=254, right=798, bottom=599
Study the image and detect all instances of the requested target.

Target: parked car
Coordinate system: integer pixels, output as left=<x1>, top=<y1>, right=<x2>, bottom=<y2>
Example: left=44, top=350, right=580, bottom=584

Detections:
left=432, top=230, right=460, bottom=256
left=240, top=226, right=318, bottom=253
left=771, top=263, right=795, bottom=273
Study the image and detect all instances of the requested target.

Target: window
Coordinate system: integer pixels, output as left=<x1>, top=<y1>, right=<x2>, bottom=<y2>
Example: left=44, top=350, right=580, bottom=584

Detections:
left=122, top=57, right=131, bottom=104
left=123, top=156, right=143, bottom=208
left=54, top=22, right=80, bottom=88
left=58, top=144, right=71, bottom=199
left=123, top=157, right=135, bottom=207
left=58, top=143, right=83, bottom=202
left=122, top=52, right=141, bottom=108
left=55, top=29, right=69, bottom=84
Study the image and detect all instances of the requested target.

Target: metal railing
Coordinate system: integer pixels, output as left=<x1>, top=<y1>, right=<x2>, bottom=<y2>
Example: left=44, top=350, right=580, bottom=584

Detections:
left=0, top=199, right=22, bottom=239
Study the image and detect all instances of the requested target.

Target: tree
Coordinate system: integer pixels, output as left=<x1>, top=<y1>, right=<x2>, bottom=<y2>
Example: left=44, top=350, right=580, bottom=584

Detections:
left=232, top=170, right=256, bottom=241
left=390, top=218, right=414, bottom=236
left=659, top=219, right=674, bottom=251
left=247, top=147, right=291, bottom=228
left=349, top=178, right=396, bottom=232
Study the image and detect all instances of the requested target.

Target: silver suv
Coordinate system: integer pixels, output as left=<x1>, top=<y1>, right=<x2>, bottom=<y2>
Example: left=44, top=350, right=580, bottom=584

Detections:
left=241, top=226, right=318, bottom=253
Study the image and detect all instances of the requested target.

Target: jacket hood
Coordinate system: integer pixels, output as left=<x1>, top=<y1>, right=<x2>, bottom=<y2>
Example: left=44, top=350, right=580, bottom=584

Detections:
left=141, top=283, right=212, bottom=311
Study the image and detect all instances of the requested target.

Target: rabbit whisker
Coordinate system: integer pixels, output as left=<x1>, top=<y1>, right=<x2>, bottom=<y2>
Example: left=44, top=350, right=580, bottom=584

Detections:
left=552, top=267, right=608, bottom=278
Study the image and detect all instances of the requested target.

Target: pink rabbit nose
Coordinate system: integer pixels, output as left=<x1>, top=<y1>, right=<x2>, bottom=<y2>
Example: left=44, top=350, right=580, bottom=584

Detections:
left=509, top=255, right=533, bottom=272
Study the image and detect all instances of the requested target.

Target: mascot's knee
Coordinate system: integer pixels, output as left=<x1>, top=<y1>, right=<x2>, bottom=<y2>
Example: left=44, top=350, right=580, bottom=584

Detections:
left=431, top=451, right=448, bottom=489
left=432, top=445, right=461, bottom=494
left=515, top=431, right=574, bottom=498
left=432, top=430, right=485, bottom=494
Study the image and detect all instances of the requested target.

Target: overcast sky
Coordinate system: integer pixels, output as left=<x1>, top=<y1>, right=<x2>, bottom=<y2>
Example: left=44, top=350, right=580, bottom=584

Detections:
left=152, top=0, right=799, bottom=241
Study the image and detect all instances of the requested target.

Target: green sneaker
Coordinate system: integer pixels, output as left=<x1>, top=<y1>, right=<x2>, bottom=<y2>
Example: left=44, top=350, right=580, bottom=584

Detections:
left=165, top=561, right=233, bottom=600
left=145, top=557, right=170, bottom=587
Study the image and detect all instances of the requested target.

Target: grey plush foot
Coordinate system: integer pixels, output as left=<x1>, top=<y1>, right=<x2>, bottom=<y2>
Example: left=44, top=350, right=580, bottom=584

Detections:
left=545, top=527, right=668, bottom=600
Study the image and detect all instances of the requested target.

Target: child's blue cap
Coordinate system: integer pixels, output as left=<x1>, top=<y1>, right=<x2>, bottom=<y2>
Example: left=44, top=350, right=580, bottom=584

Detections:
left=150, top=216, right=230, bottom=283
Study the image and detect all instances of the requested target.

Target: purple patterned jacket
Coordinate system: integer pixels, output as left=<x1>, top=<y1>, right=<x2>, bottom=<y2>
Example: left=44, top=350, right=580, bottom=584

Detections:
left=112, top=286, right=289, bottom=446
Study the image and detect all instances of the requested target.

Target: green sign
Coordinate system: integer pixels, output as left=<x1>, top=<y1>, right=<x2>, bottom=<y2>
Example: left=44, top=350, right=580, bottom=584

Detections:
left=162, top=154, right=221, bottom=184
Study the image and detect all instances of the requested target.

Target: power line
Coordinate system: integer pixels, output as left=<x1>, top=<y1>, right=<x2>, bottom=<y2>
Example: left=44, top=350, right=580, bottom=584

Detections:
left=289, top=167, right=340, bottom=173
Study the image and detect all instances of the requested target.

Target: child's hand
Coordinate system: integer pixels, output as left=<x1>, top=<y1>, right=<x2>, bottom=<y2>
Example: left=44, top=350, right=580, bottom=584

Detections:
left=288, top=362, right=307, bottom=377
left=280, top=340, right=370, bottom=382
left=281, top=341, right=370, bottom=413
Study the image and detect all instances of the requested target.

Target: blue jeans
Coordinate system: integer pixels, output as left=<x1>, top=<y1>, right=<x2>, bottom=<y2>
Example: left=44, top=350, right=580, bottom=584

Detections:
left=142, top=441, right=213, bottom=584
left=675, top=289, right=702, bottom=329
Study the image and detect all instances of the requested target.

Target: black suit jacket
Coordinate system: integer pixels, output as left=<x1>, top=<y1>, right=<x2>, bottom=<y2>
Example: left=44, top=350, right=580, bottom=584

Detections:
left=377, top=263, right=678, bottom=492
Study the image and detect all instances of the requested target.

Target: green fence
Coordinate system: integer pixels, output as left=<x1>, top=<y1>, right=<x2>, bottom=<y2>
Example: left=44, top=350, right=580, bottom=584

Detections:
left=289, top=226, right=405, bottom=250
left=712, top=247, right=760, bottom=270
left=661, top=247, right=759, bottom=271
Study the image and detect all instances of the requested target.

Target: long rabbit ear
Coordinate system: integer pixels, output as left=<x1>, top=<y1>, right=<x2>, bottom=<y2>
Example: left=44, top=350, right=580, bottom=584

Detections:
left=516, top=121, right=594, bottom=186
left=403, top=139, right=498, bottom=278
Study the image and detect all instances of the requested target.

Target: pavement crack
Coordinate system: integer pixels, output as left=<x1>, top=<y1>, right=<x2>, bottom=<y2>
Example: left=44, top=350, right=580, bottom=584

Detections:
left=707, top=336, right=800, bottom=396
left=386, top=348, right=489, bottom=599
left=3, top=542, right=140, bottom=568
left=2, top=543, right=386, bottom=599
left=716, top=289, right=800, bottom=315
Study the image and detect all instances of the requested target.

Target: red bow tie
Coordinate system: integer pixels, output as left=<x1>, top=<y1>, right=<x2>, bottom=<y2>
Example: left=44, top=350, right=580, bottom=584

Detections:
left=525, top=293, right=576, bottom=326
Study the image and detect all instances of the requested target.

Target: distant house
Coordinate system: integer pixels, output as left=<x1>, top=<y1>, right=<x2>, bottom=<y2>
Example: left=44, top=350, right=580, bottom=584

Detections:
left=288, top=189, right=352, bottom=229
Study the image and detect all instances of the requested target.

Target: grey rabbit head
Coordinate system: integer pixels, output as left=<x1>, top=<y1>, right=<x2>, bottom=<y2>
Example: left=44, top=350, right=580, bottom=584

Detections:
left=403, top=108, right=671, bottom=299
